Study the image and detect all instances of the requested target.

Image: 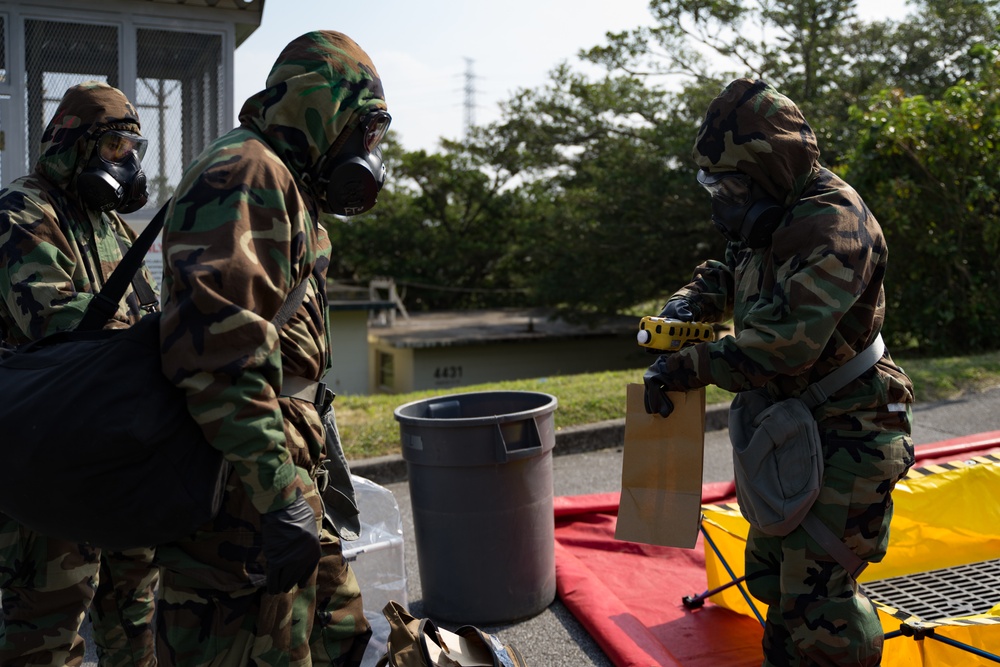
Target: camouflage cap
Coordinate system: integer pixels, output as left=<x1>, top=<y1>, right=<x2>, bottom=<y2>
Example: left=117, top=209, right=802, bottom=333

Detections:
left=692, top=79, right=820, bottom=205
left=36, top=81, right=141, bottom=189
left=238, top=30, right=386, bottom=181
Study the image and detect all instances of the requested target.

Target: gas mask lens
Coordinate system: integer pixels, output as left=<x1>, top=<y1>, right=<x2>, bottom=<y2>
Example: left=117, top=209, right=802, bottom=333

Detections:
left=697, top=169, right=751, bottom=208
left=97, top=130, right=148, bottom=163
left=361, top=110, right=391, bottom=153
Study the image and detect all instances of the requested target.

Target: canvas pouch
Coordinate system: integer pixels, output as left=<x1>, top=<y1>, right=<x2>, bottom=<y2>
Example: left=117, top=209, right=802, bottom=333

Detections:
left=729, top=388, right=823, bottom=536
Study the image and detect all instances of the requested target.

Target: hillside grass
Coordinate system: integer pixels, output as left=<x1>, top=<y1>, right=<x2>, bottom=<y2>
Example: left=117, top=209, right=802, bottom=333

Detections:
left=336, top=350, right=1000, bottom=460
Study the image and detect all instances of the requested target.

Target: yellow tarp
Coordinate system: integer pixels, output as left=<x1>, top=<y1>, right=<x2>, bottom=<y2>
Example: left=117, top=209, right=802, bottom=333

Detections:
left=701, top=455, right=1000, bottom=667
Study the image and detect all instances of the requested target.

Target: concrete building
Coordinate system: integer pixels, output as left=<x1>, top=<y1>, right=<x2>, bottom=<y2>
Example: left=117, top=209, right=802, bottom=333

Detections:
left=367, top=308, right=649, bottom=395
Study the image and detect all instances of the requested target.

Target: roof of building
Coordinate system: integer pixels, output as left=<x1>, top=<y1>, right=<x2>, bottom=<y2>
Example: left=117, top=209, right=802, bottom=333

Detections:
left=143, top=0, right=264, bottom=44
left=369, top=309, right=639, bottom=349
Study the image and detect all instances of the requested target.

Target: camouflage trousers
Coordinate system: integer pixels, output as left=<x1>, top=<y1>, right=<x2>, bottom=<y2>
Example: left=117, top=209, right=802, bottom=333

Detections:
left=745, top=416, right=914, bottom=667
left=0, top=515, right=99, bottom=666
left=153, top=469, right=370, bottom=667
left=90, top=548, right=159, bottom=667
left=0, top=515, right=159, bottom=667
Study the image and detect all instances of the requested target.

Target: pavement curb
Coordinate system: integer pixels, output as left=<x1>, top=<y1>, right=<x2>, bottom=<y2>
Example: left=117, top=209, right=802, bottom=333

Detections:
left=348, top=401, right=731, bottom=485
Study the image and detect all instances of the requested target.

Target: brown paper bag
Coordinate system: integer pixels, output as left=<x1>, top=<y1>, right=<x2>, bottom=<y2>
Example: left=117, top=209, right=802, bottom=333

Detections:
left=615, top=383, right=706, bottom=548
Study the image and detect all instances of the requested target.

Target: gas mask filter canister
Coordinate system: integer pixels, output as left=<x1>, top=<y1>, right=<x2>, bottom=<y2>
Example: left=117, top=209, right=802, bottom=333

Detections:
left=317, top=110, right=391, bottom=216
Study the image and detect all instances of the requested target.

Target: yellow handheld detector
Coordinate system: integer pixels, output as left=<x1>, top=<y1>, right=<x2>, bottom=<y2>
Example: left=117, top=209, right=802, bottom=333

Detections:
left=637, top=316, right=714, bottom=352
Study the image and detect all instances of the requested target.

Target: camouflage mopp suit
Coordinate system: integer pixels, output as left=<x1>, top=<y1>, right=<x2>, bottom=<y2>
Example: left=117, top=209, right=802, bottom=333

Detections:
left=651, top=79, right=915, bottom=666
left=0, top=81, right=159, bottom=666
left=154, top=31, right=383, bottom=666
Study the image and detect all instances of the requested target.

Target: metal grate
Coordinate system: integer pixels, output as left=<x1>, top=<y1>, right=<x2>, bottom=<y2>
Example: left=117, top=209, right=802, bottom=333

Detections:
left=24, top=19, right=118, bottom=173
left=10, top=19, right=224, bottom=198
left=135, top=28, right=223, bottom=208
left=1, top=14, right=7, bottom=84
left=861, top=558, right=1000, bottom=622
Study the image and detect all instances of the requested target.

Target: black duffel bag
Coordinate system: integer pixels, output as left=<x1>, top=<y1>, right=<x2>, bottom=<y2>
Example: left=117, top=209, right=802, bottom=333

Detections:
left=0, top=202, right=239, bottom=550
left=0, top=312, right=229, bottom=549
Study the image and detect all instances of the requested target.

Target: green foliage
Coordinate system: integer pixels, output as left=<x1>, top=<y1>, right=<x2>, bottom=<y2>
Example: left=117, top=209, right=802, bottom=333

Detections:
left=483, top=67, right=726, bottom=320
left=842, top=51, right=1000, bottom=353
left=326, top=0, right=1000, bottom=354
left=325, top=133, right=532, bottom=311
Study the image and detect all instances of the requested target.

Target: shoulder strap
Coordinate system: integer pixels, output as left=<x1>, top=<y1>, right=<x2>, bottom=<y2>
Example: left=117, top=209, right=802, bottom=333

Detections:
left=77, top=195, right=308, bottom=333
left=76, top=201, right=169, bottom=332
left=801, top=514, right=868, bottom=578
left=801, top=333, right=885, bottom=409
left=798, top=334, right=885, bottom=576
left=113, top=236, right=158, bottom=313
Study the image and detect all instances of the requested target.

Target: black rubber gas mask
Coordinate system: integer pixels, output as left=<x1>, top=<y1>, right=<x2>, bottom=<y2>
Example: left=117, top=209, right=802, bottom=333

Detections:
left=77, top=130, right=149, bottom=214
left=314, top=110, right=391, bottom=216
left=697, top=169, right=784, bottom=248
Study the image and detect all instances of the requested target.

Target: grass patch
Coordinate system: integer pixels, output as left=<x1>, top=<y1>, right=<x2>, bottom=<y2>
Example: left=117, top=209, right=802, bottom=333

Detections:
left=336, top=349, right=1000, bottom=461
left=899, top=350, right=1000, bottom=402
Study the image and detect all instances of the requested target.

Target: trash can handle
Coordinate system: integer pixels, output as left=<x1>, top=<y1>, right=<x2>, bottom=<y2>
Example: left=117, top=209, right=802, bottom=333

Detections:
left=493, top=416, right=544, bottom=463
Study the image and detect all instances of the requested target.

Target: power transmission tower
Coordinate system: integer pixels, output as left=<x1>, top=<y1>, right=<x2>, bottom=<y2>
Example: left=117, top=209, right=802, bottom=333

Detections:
left=463, top=57, right=478, bottom=139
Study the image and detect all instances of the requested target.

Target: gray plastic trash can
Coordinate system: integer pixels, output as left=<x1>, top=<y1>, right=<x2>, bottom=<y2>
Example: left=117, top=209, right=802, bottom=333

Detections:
left=393, top=390, right=558, bottom=624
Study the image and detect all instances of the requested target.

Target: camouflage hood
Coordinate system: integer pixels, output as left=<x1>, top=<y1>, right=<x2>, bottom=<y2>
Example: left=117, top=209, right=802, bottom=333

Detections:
left=692, top=79, right=820, bottom=206
left=35, top=81, right=141, bottom=191
left=237, top=30, right=386, bottom=182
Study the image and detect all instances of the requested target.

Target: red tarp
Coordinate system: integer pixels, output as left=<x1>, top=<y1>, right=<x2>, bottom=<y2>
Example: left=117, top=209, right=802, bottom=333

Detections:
left=553, top=431, right=1000, bottom=667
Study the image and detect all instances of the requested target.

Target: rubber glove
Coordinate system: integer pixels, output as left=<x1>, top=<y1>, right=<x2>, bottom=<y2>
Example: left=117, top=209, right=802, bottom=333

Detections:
left=260, top=492, right=321, bottom=594
left=659, top=299, right=694, bottom=322
left=643, top=355, right=675, bottom=418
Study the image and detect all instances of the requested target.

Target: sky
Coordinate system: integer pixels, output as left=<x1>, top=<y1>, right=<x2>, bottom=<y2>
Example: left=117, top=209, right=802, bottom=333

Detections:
left=233, top=0, right=911, bottom=154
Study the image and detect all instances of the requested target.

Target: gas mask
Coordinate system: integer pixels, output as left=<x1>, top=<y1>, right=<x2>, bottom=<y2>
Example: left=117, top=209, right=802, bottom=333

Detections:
left=313, top=110, right=391, bottom=216
left=77, top=130, right=150, bottom=214
left=697, top=169, right=784, bottom=249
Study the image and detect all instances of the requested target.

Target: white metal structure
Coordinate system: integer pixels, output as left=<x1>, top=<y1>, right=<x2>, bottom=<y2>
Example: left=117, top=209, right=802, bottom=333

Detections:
left=0, top=0, right=263, bottom=213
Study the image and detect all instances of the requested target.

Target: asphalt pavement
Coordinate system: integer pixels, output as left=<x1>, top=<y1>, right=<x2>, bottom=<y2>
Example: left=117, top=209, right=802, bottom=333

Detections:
left=77, top=386, right=1000, bottom=666
left=367, top=386, right=1000, bottom=667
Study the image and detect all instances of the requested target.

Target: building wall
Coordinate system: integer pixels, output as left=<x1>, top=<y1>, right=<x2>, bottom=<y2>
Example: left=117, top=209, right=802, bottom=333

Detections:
left=369, top=340, right=415, bottom=395
left=323, top=309, right=372, bottom=396
left=372, top=334, right=649, bottom=394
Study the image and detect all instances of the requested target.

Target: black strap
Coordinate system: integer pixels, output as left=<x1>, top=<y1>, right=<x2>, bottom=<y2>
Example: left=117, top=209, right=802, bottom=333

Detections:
left=114, top=236, right=159, bottom=313
left=76, top=197, right=310, bottom=334
left=76, top=201, right=169, bottom=332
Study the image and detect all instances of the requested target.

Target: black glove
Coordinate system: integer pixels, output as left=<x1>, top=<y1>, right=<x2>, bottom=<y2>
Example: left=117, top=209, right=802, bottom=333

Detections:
left=658, top=299, right=694, bottom=322
left=642, top=355, right=675, bottom=418
left=260, top=492, right=321, bottom=594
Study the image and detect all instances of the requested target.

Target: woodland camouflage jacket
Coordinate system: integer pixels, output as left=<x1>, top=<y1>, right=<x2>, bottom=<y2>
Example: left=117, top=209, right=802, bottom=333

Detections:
left=0, top=81, right=156, bottom=346
left=158, top=31, right=387, bottom=515
left=659, top=79, right=913, bottom=431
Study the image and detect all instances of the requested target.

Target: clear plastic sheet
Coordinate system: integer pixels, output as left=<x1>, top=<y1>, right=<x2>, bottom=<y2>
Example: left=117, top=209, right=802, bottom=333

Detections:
left=342, top=475, right=407, bottom=667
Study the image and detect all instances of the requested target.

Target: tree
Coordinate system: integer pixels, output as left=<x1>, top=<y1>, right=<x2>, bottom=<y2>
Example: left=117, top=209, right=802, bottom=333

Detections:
left=581, top=0, right=999, bottom=162
left=474, top=64, right=728, bottom=321
left=842, top=46, right=1000, bottom=353
left=325, top=134, right=531, bottom=311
